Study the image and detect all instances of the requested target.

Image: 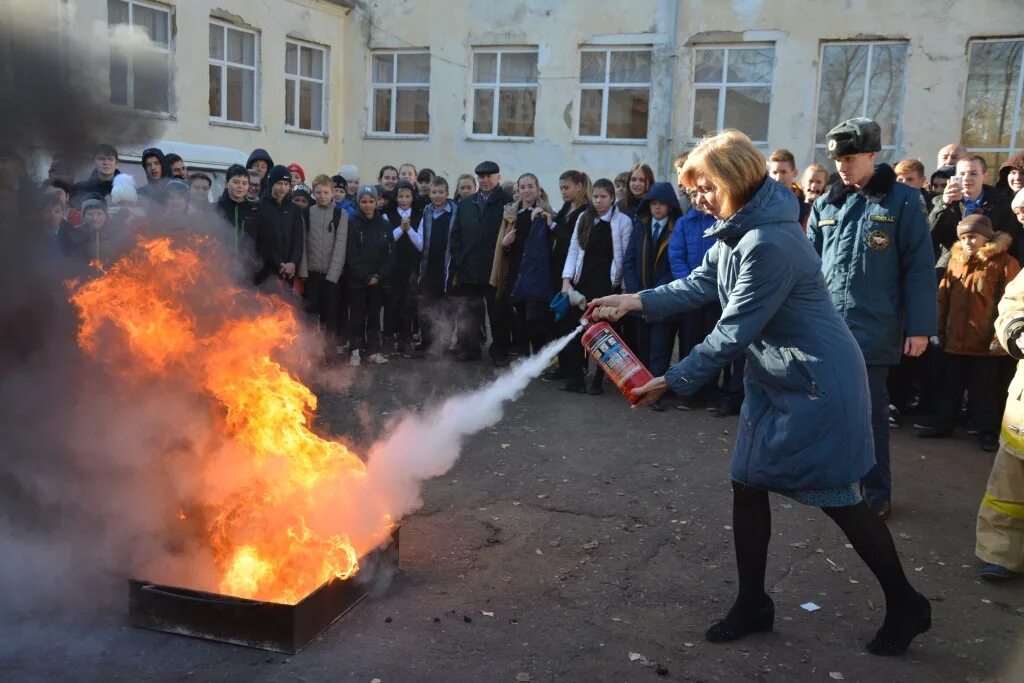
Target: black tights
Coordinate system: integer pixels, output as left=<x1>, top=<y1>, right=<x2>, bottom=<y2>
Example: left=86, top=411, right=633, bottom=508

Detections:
left=731, top=481, right=913, bottom=609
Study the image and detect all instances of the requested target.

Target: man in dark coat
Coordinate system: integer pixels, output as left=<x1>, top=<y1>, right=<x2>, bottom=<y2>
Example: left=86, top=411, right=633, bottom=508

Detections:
left=252, top=164, right=303, bottom=286
left=809, top=117, right=937, bottom=521
left=448, top=160, right=513, bottom=362
left=72, top=144, right=121, bottom=205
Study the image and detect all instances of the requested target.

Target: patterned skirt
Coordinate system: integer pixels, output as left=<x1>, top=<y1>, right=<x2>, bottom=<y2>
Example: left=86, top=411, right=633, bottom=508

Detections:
left=771, top=481, right=862, bottom=508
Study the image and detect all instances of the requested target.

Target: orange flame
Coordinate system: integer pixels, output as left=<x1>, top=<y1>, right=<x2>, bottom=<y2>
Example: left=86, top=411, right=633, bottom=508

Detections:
left=70, top=235, right=389, bottom=604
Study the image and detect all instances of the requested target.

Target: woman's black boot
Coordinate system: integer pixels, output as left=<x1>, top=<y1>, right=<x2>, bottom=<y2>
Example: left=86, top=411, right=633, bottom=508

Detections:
left=866, top=590, right=931, bottom=656
left=705, top=595, right=774, bottom=643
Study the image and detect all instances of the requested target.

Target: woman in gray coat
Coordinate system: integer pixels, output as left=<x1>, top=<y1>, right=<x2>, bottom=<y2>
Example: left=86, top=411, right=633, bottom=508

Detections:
left=586, top=130, right=930, bottom=657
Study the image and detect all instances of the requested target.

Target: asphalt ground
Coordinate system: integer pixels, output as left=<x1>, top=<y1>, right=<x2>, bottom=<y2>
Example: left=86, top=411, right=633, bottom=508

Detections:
left=2, top=354, right=1023, bottom=682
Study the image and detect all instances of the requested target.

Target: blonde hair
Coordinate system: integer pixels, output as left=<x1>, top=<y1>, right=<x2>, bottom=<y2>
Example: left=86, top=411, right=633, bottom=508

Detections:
left=801, top=163, right=829, bottom=187
left=517, top=172, right=552, bottom=213
left=681, top=130, right=767, bottom=218
left=311, top=173, right=333, bottom=190
left=894, top=158, right=925, bottom=178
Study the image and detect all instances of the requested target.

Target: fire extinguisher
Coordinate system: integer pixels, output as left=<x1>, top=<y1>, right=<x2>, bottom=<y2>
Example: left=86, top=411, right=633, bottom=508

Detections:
left=580, top=321, right=654, bottom=405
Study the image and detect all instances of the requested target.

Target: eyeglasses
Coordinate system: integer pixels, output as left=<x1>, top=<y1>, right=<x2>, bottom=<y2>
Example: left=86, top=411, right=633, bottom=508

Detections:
left=686, top=185, right=716, bottom=200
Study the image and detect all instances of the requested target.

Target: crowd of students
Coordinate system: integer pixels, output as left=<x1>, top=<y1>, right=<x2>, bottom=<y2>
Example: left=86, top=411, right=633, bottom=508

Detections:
left=26, top=137, right=1024, bottom=406
left=17, top=128, right=1024, bottom=544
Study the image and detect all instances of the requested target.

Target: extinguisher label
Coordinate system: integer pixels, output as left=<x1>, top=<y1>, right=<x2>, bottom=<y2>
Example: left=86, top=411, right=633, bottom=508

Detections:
left=588, top=328, right=642, bottom=386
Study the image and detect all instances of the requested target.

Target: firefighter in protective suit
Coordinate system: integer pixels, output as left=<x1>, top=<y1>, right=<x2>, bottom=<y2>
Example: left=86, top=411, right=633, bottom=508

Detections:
left=978, top=261, right=1024, bottom=580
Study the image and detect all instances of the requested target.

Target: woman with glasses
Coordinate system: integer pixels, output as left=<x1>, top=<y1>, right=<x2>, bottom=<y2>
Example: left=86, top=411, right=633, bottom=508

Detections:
left=585, top=129, right=930, bottom=657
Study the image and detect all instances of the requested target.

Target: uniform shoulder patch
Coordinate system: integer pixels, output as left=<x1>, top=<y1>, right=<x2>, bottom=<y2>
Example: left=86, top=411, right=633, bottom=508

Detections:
left=866, top=230, right=891, bottom=250
left=818, top=219, right=837, bottom=227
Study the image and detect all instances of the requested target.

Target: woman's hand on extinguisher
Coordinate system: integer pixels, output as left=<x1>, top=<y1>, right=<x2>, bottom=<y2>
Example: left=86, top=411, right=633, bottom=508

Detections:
left=631, top=376, right=668, bottom=408
left=584, top=293, right=642, bottom=323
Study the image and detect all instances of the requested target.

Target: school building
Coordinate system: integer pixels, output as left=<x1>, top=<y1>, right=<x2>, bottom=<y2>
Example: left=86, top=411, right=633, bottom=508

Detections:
left=16, top=0, right=1024, bottom=187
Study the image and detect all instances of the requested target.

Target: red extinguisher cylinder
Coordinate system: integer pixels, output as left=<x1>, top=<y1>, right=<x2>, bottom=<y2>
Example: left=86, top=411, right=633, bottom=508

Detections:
left=580, top=321, right=655, bottom=405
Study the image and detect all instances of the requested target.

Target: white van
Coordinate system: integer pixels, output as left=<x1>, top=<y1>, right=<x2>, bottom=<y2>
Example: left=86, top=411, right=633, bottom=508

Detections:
left=117, top=141, right=248, bottom=201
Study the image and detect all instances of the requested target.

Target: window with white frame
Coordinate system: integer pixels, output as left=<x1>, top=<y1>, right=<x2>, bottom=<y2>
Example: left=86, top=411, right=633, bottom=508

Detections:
left=208, top=21, right=258, bottom=124
left=813, top=42, right=908, bottom=164
left=692, top=45, right=774, bottom=143
left=472, top=49, right=538, bottom=138
left=286, top=40, right=327, bottom=133
left=578, top=48, right=652, bottom=141
left=961, top=39, right=1024, bottom=176
left=370, top=51, right=430, bottom=136
left=107, top=0, right=172, bottom=113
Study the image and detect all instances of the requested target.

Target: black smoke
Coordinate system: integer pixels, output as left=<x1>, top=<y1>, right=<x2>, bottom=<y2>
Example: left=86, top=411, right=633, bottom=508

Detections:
left=0, top=1, right=170, bottom=613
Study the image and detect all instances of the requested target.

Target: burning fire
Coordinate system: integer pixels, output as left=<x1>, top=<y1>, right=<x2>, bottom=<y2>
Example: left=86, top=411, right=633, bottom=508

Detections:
left=70, top=236, right=390, bottom=604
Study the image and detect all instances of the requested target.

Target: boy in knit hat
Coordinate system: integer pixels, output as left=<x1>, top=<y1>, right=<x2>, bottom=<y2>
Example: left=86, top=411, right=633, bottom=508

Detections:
left=287, top=163, right=305, bottom=186
left=60, top=196, right=119, bottom=263
left=918, top=214, right=1020, bottom=451
left=291, top=183, right=311, bottom=210
left=338, top=164, right=360, bottom=199
left=346, top=185, right=394, bottom=366
left=252, top=164, right=303, bottom=285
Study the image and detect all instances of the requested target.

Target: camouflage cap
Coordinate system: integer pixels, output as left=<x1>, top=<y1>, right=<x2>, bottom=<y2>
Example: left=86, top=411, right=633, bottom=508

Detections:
left=825, top=118, right=882, bottom=159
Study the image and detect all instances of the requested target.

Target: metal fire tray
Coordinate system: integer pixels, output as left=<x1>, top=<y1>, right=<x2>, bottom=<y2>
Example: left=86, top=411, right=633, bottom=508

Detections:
left=128, top=527, right=399, bottom=653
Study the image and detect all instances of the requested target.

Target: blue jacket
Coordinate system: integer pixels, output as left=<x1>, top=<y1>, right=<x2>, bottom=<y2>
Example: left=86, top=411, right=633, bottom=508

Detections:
left=511, top=215, right=556, bottom=305
left=808, top=164, right=936, bottom=366
left=668, top=207, right=718, bottom=280
left=339, top=197, right=357, bottom=221
left=623, top=182, right=682, bottom=293
left=639, top=177, right=874, bottom=491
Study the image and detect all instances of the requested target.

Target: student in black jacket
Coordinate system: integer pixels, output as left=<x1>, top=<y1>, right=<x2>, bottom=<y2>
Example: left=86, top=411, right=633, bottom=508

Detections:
left=347, top=185, right=394, bottom=366
left=253, top=165, right=303, bottom=286
left=384, top=181, right=424, bottom=355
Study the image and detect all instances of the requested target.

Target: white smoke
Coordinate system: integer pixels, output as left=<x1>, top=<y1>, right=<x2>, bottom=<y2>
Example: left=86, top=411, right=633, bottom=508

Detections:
left=364, top=325, right=585, bottom=521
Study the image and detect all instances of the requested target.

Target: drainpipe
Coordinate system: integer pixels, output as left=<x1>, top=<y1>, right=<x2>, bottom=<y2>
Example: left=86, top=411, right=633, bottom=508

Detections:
left=660, top=0, right=682, bottom=179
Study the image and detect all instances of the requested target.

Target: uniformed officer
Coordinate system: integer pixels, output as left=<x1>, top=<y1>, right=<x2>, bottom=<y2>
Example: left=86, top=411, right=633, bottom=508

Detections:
left=808, top=117, right=937, bottom=521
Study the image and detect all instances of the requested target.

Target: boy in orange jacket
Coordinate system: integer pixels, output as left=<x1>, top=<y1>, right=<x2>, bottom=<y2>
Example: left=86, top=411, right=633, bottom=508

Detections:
left=917, top=214, right=1020, bottom=450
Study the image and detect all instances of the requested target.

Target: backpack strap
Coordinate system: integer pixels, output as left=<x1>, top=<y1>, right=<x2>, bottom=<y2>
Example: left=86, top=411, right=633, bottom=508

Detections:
left=328, top=206, right=344, bottom=233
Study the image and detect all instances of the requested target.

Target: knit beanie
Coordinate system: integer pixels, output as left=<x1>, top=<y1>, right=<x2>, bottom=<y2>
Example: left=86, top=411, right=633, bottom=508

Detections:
left=331, top=174, right=346, bottom=189
left=166, top=179, right=190, bottom=198
left=266, top=164, right=292, bottom=189
left=356, top=185, right=379, bottom=203
left=287, top=162, right=305, bottom=182
left=339, top=164, right=359, bottom=179
left=225, top=164, right=248, bottom=182
left=110, top=173, right=137, bottom=205
left=957, top=213, right=994, bottom=239
left=1013, top=188, right=1024, bottom=212
left=81, top=197, right=108, bottom=215
left=291, top=183, right=311, bottom=202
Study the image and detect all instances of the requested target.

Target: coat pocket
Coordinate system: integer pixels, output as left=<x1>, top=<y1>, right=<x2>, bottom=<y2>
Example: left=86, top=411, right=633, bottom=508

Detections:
left=749, top=345, right=822, bottom=398
left=783, top=347, right=826, bottom=398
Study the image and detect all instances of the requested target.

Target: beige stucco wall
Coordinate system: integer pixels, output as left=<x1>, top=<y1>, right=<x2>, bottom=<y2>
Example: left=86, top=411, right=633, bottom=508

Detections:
left=672, top=0, right=1024, bottom=173
left=338, top=0, right=680, bottom=194
left=66, top=0, right=349, bottom=174
left=15, top=0, right=1024, bottom=188
left=341, top=0, right=1024, bottom=193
